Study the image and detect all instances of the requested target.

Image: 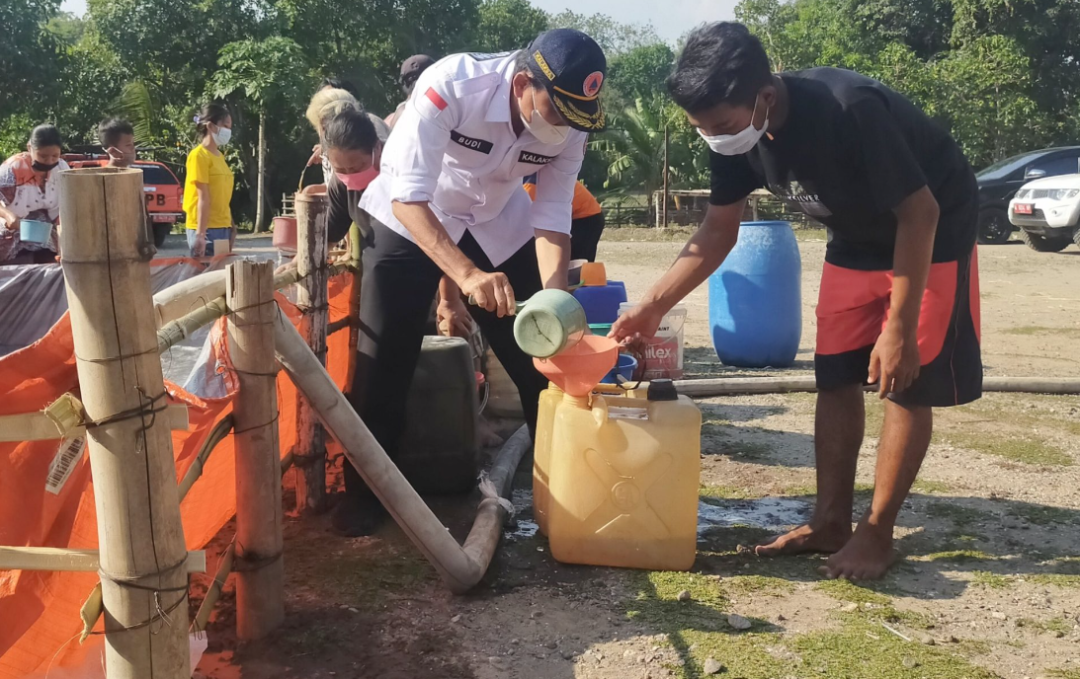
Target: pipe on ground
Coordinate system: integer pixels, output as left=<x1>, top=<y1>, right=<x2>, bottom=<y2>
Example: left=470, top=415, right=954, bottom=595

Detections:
left=672, top=375, right=1080, bottom=397
left=272, top=308, right=529, bottom=593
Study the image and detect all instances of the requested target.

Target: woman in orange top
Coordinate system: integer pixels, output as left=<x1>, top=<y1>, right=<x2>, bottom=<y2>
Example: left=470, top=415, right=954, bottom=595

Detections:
left=522, top=174, right=604, bottom=262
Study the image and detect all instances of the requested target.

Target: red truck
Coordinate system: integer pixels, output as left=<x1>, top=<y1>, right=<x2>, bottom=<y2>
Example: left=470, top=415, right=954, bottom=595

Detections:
left=64, top=154, right=184, bottom=247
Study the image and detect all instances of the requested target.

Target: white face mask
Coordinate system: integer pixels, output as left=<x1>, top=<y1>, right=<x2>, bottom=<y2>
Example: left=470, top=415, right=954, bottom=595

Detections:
left=698, top=95, right=769, bottom=156
left=521, top=99, right=570, bottom=146
left=211, top=126, right=233, bottom=147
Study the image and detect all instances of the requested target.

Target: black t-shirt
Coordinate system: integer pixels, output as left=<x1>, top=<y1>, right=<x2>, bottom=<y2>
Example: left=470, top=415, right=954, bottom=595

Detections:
left=709, top=67, right=978, bottom=269
left=326, top=173, right=373, bottom=246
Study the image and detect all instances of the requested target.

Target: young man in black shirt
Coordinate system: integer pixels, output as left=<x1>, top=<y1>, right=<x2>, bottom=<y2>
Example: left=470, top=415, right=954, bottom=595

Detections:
left=611, top=22, right=982, bottom=580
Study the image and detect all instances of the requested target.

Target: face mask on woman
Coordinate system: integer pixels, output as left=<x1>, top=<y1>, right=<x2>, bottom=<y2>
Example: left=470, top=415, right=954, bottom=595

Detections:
left=211, top=126, right=233, bottom=147
left=521, top=100, right=570, bottom=146
left=31, top=160, right=59, bottom=172
left=337, top=166, right=379, bottom=191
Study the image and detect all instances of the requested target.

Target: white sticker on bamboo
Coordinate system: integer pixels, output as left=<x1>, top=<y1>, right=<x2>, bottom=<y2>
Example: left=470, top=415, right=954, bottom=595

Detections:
left=46, top=436, right=86, bottom=494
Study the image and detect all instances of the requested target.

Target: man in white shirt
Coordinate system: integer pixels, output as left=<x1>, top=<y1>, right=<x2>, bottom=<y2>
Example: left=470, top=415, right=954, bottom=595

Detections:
left=334, top=30, right=607, bottom=535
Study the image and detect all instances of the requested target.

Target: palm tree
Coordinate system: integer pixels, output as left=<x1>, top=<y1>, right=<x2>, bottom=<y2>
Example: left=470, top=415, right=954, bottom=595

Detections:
left=210, top=37, right=307, bottom=232
left=591, top=98, right=669, bottom=210
left=591, top=96, right=706, bottom=217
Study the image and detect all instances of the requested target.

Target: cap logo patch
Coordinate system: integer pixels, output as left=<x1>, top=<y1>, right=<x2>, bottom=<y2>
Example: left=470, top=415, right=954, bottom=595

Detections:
left=533, top=50, right=557, bottom=81
left=583, top=71, right=604, bottom=98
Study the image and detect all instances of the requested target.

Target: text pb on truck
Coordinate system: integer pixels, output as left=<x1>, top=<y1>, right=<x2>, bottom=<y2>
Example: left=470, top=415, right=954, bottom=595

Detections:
left=64, top=154, right=183, bottom=247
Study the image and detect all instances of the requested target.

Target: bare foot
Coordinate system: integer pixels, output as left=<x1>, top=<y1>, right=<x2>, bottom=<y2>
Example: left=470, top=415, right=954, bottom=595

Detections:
left=754, top=522, right=852, bottom=557
left=820, top=521, right=897, bottom=580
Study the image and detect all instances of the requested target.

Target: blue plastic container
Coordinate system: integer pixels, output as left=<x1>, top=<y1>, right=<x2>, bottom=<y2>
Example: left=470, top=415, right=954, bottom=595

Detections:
left=600, top=354, right=638, bottom=384
left=709, top=221, right=802, bottom=368
left=20, top=219, right=53, bottom=245
left=573, top=280, right=627, bottom=324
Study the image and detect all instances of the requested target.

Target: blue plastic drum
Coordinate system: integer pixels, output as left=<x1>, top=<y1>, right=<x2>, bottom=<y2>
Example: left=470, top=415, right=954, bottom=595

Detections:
left=708, top=221, right=802, bottom=368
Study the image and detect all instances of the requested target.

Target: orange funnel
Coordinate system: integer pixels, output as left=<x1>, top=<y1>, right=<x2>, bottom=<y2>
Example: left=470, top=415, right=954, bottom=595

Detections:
left=533, top=335, right=619, bottom=397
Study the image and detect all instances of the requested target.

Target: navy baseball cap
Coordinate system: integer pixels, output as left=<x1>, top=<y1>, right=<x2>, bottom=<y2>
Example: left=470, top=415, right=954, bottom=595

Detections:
left=525, top=29, right=607, bottom=132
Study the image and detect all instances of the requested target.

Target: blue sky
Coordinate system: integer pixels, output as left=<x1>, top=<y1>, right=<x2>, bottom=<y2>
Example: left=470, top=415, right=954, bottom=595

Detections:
left=59, top=0, right=737, bottom=43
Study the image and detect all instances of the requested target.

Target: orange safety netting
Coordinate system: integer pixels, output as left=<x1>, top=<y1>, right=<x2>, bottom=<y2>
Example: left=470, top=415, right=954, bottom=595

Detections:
left=0, top=259, right=357, bottom=678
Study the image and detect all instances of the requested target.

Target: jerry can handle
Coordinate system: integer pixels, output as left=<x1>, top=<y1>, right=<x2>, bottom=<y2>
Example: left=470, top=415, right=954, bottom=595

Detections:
left=590, top=395, right=609, bottom=426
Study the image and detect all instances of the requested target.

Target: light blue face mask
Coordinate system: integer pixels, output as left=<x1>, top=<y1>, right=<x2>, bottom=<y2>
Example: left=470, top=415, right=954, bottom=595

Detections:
left=212, top=126, right=233, bottom=147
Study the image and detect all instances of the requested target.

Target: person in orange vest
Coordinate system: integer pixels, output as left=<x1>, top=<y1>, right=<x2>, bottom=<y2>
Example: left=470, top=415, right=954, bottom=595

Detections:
left=522, top=173, right=604, bottom=262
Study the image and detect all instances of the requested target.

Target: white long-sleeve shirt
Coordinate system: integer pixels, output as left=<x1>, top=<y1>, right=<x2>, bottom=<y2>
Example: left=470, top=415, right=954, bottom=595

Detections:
left=360, top=51, right=587, bottom=266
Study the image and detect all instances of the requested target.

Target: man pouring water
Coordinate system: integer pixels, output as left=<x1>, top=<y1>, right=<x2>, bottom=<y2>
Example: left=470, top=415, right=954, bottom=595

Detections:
left=334, top=30, right=609, bottom=536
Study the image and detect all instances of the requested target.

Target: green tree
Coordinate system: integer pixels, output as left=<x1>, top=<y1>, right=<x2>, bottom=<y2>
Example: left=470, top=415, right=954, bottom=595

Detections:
left=0, top=0, right=61, bottom=113
left=549, top=11, right=660, bottom=55
left=931, top=36, right=1045, bottom=167
left=210, top=37, right=309, bottom=231
left=734, top=0, right=1077, bottom=167
left=473, top=0, right=549, bottom=52
left=607, top=43, right=676, bottom=110
left=592, top=98, right=687, bottom=209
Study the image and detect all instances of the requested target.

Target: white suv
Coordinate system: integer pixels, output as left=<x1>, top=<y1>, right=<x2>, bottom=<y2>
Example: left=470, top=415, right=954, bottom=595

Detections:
left=1008, top=173, right=1080, bottom=252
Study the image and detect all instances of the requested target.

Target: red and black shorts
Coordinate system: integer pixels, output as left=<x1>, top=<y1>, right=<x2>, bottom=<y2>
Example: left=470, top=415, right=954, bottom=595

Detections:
left=815, top=247, right=982, bottom=407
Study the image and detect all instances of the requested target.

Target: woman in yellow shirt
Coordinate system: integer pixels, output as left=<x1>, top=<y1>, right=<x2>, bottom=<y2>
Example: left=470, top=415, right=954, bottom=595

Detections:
left=183, top=103, right=234, bottom=256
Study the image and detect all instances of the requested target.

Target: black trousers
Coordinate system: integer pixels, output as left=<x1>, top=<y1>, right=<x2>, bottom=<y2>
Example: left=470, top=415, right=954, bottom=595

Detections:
left=570, top=212, right=605, bottom=263
left=344, top=220, right=548, bottom=497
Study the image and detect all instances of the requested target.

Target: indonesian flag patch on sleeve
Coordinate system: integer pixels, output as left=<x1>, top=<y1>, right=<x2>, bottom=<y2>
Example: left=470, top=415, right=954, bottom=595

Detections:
left=415, top=86, right=449, bottom=120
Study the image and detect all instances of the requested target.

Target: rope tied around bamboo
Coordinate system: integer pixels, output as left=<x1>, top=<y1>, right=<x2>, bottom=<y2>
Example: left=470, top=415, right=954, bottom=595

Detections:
left=60, top=166, right=191, bottom=677
left=92, top=555, right=191, bottom=636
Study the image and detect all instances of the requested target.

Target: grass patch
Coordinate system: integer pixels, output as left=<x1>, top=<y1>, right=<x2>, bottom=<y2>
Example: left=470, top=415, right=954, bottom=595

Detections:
left=953, top=639, right=992, bottom=656
left=1025, top=573, right=1080, bottom=588
left=602, top=226, right=695, bottom=243
left=1007, top=504, right=1080, bottom=526
left=853, top=482, right=876, bottom=500
left=790, top=618, right=999, bottom=679
left=1047, top=670, right=1080, bottom=679
left=779, top=482, right=817, bottom=497
left=971, top=571, right=1011, bottom=589
left=700, top=484, right=759, bottom=501
left=628, top=571, right=998, bottom=679
left=794, top=228, right=828, bottom=241
left=722, top=575, right=796, bottom=597
left=1003, top=325, right=1080, bottom=338
left=815, top=579, right=892, bottom=606
left=306, top=543, right=433, bottom=610
left=864, top=397, right=885, bottom=434
left=847, top=604, right=937, bottom=631
left=942, top=431, right=1073, bottom=466
left=917, top=549, right=996, bottom=564
left=911, top=478, right=954, bottom=495
left=971, top=572, right=1080, bottom=590
left=1015, top=616, right=1073, bottom=635
left=926, top=501, right=992, bottom=529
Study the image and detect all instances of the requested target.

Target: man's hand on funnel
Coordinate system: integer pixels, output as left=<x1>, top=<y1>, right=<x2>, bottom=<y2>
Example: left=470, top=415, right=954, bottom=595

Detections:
left=461, top=269, right=516, bottom=318
left=609, top=301, right=665, bottom=343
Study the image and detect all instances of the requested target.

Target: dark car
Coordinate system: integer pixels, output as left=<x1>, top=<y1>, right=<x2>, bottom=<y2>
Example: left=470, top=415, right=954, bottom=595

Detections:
left=976, top=146, right=1080, bottom=244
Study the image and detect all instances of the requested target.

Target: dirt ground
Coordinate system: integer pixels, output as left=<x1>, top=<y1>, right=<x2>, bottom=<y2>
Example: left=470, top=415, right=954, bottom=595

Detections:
left=192, top=232, right=1080, bottom=679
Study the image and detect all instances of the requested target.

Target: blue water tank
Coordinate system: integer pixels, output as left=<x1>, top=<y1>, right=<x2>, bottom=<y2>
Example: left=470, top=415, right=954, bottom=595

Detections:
left=573, top=280, right=627, bottom=324
left=709, top=221, right=802, bottom=368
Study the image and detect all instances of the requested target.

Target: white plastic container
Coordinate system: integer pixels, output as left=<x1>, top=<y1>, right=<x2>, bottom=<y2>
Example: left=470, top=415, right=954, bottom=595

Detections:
left=618, top=303, right=687, bottom=380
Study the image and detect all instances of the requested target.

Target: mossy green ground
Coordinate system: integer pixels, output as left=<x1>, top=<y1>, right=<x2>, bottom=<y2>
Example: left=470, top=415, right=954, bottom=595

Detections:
left=626, top=571, right=999, bottom=679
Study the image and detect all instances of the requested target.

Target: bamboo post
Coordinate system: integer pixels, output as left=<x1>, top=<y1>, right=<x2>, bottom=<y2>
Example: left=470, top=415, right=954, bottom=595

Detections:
left=58, top=167, right=190, bottom=679
left=293, top=192, right=329, bottom=513
left=225, top=260, right=284, bottom=639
